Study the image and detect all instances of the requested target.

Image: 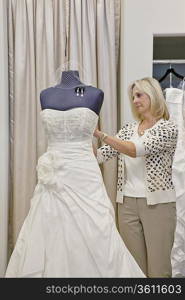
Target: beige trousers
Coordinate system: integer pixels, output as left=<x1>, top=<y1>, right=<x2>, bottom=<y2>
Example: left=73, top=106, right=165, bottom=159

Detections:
left=118, top=197, right=176, bottom=278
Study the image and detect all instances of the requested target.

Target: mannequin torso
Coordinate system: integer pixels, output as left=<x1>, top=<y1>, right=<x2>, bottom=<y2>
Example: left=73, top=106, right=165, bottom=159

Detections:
left=40, top=70, right=104, bottom=115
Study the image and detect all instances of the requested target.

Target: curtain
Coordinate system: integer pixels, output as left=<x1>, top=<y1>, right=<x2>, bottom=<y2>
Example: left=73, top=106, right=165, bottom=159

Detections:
left=8, top=0, right=121, bottom=251
left=68, top=0, right=121, bottom=210
left=0, top=0, right=9, bottom=276
left=8, top=0, right=67, bottom=247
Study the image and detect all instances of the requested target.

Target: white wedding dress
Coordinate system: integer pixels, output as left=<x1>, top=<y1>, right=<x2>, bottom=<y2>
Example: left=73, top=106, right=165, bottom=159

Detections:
left=5, top=107, right=145, bottom=278
left=165, top=88, right=185, bottom=277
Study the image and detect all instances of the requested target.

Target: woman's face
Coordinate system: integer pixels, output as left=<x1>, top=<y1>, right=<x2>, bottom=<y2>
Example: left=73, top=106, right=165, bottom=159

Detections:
left=132, top=87, right=151, bottom=116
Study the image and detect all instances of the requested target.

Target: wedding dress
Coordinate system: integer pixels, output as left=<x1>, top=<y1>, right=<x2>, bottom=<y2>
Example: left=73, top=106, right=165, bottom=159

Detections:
left=165, top=87, right=185, bottom=277
left=5, top=107, right=145, bottom=278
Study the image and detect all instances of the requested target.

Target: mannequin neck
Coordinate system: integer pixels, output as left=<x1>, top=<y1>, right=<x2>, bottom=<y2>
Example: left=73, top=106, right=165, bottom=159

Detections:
left=58, top=70, right=84, bottom=88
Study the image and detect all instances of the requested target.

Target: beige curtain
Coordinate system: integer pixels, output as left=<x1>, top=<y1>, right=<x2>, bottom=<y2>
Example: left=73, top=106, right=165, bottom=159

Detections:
left=8, top=0, right=67, bottom=247
left=0, top=0, right=9, bottom=277
left=8, top=0, right=121, bottom=250
left=68, top=0, right=121, bottom=210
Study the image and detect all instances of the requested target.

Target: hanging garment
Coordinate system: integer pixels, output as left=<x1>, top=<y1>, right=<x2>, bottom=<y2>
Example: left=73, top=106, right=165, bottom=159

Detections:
left=165, top=86, right=185, bottom=277
left=5, top=107, right=145, bottom=278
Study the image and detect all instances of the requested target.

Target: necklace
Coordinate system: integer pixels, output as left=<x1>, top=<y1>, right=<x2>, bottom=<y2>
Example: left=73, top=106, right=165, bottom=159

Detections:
left=138, top=119, right=158, bottom=136
left=138, top=130, right=145, bottom=136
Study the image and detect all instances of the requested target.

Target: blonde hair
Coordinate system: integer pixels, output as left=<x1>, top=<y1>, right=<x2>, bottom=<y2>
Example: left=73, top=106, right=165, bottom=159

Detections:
left=128, top=77, right=170, bottom=121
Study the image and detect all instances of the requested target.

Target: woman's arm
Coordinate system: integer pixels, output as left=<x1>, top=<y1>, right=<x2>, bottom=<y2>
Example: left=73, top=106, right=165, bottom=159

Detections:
left=94, top=120, right=178, bottom=159
left=93, top=125, right=120, bottom=163
left=94, top=129, right=136, bottom=158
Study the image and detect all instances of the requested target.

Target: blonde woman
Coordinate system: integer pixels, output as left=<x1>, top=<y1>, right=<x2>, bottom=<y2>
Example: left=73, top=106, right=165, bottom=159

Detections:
left=94, top=77, right=178, bottom=277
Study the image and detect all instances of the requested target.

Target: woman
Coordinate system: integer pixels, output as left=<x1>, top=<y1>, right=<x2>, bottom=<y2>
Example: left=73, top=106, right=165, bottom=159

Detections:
left=94, top=77, right=178, bottom=278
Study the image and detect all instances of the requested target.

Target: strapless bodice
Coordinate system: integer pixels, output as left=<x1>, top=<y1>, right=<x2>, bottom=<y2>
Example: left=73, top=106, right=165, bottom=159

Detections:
left=40, top=107, right=98, bottom=145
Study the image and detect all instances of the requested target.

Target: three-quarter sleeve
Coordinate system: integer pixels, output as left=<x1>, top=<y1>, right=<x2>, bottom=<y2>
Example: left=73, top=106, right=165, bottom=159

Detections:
left=97, top=144, right=119, bottom=164
left=96, top=128, right=125, bottom=164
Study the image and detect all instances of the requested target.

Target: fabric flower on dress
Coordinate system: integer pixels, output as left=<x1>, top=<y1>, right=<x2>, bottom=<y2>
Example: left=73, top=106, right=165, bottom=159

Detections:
left=36, top=151, right=63, bottom=193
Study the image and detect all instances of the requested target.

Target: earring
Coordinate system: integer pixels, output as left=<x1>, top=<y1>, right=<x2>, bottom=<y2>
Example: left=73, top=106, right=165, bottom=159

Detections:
left=76, top=88, right=79, bottom=96
left=80, top=88, right=84, bottom=97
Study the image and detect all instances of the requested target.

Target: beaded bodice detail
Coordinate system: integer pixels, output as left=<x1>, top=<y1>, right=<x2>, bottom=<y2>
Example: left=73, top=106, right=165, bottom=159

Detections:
left=40, top=107, right=98, bottom=145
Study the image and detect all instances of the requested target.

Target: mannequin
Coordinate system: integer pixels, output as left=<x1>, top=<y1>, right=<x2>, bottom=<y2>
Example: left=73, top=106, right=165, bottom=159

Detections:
left=40, top=70, right=104, bottom=115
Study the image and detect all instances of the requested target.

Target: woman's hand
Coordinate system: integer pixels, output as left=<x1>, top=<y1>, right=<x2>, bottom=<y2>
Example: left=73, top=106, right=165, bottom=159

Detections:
left=93, top=128, right=101, bottom=138
left=94, top=127, right=136, bottom=157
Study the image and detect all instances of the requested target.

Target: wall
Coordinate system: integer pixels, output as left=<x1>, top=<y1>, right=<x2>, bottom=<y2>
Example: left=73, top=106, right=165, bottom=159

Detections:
left=120, top=0, right=185, bottom=122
